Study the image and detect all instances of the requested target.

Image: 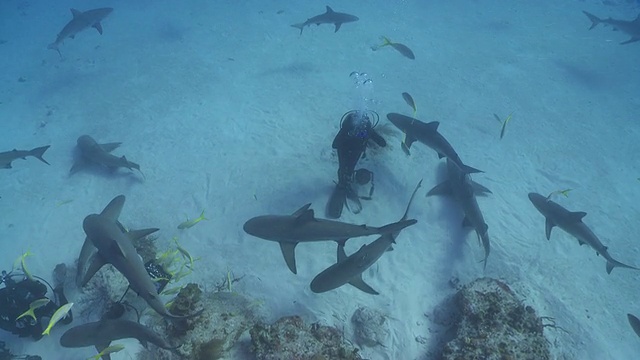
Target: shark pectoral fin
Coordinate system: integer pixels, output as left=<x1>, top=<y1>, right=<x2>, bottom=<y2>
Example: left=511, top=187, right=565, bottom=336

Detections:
left=620, top=37, right=640, bottom=45
left=70, top=8, right=82, bottom=18
left=402, top=134, right=416, bottom=155
left=461, top=216, right=472, bottom=228
left=100, top=195, right=126, bottom=221
left=99, top=142, right=121, bottom=153
left=334, top=22, right=342, bottom=32
left=544, top=218, right=555, bottom=240
left=127, top=228, right=160, bottom=240
left=93, top=22, right=104, bottom=35
left=471, top=181, right=492, bottom=195
left=337, top=242, right=348, bottom=262
left=292, top=203, right=312, bottom=217
left=69, top=159, right=87, bottom=175
left=568, top=211, right=587, bottom=222
left=81, top=253, right=107, bottom=287
left=279, top=242, right=298, bottom=274
left=436, top=152, right=446, bottom=159
left=578, top=240, right=586, bottom=246
left=348, top=275, right=379, bottom=295
left=426, top=181, right=452, bottom=197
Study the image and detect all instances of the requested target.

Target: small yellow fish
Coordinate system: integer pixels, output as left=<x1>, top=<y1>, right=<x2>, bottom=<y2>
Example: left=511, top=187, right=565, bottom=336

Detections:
left=56, top=199, right=73, bottom=207
left=177, top=210, right=207, bottom=229
left=546, top=189, right=572, bottom=200
left=161, top=286, right=184, bottom=296
left=16, top=298, right=50, bottom=321
left=13, top=250, right=34, bottom=281
left=42, top=302, right=73, bottom=335
left=401, top=92, right=417, bottom=116
left=372, top=36, right=415, bottom=60
left=494, top=112, right=514, bottom=140
left=173, top=237, right=196, bottom=268
left=87, top=344, right=125, bottom=360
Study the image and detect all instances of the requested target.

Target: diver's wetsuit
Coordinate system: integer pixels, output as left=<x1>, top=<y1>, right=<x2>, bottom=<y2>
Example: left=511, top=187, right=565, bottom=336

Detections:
left=326, top=111, right=386, bottom=218
left=0, top=274, right=71, bottom=341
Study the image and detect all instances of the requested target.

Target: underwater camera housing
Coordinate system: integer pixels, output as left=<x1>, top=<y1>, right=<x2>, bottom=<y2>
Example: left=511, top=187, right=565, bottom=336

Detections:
left=144, top=260, right=171, bottom=294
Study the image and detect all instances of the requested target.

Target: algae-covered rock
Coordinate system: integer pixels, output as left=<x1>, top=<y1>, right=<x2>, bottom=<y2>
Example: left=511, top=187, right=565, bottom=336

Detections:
left=250, top=315, right=363, bottom=360
left=440, top=277, right=551, bottom=360
left=138, top=289, right=262, bottom=360
left=351, top=306, right=389, bottom=348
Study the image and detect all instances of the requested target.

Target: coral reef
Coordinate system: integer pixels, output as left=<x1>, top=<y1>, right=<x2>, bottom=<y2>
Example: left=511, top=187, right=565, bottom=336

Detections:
left=351, top=306, right=389, bottom=348
left=138, top=289, right=262, bottom=360
left=250, top=315, right=363, bottom=360
left=439, top=277, right=551, bottom=360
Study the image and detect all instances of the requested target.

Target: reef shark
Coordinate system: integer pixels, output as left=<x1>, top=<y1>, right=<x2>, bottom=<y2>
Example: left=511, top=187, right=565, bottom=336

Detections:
left=386, top=113, right=483, bottom=174
left=310, top=180, right=422, bottom=295
left=583, top=11, right=640, bottom=45
left=291, top=6, right=359, bottom=34
left=428, top=159, right=492, bottom=269
left=70, top=135, right=143, bottom=177
left=48, top=8, right=113, bottom=54
left=0, top=145, right=50, bottom=169
left=528, top=192, right=639, bottom=274
left=243, top=205, right=417, bottom=274
left=60, top=318, right=176, bottom=359
left=81, top=195, right=200, bottom=319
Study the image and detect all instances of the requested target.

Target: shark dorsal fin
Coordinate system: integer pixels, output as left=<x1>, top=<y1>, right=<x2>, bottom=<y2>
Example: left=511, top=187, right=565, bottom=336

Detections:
left=325, top=6, right=334, bottom=13
left=292, top=203, right=311, bottom=217
left=100, top=195, right=126, bottom=222
left=70, top=8, right=82, bottom=18
left=568, top=211, right=587, bottom=222
left=99, top=142, right=121, bottom=153
left=295, top=209, right=316, bottom=225
left=426, top=121, right=440, bottom=131
left=109, top=240, right=127, bottom=259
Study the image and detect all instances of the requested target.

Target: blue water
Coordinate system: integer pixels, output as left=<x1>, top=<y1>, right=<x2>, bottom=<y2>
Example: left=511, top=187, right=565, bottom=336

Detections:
left=1, top=1, right=639, bottom=359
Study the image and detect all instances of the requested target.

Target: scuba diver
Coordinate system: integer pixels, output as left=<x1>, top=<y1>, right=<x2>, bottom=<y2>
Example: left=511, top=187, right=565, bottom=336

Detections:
left=326, top=108, right=387, bottom=218
left=0, top=263, right=72, bottom=342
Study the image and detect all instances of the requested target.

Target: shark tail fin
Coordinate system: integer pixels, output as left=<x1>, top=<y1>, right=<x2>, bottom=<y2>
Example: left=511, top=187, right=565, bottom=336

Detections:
left=582, top=11, right=602, bottom=30
left=460, top=163, right=483, bottom=174
left=606, top=259, right=639, bottom=274
left=291, top=23, right=304, bottom=35
left=29, top=145, right=51, bottom=165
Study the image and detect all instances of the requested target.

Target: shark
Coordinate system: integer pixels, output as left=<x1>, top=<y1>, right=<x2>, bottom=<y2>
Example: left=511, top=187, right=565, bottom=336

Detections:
left=60, top=318, right=176, bottom=359
left=386, top=113, right=483, bottom=174
left=70, top=135, right=143, bottom=177
left=243, top=205, right=418, bottom=274
left=0, top=145, right=50, bottom=169
left=81, top=195, right=200, bottom=319
left=291, top=6, right=359, bottom=34
left=428, top=159, right=492, bottom=269
left=583, top=11, right=640, bottom=45
left=528, top=192, right=639, bottom=274
left=48, top=8, right=113, bottom=55
left=310, top=180, right=422, bottom=295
